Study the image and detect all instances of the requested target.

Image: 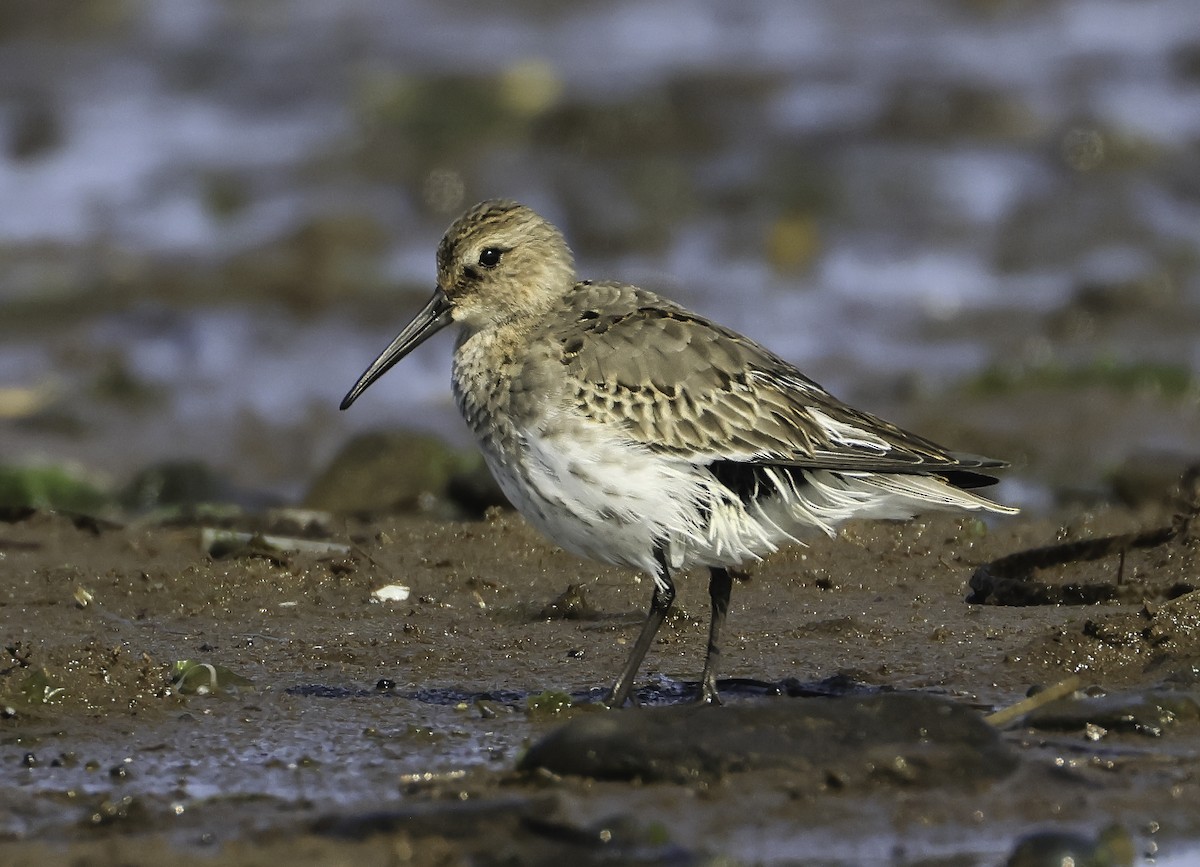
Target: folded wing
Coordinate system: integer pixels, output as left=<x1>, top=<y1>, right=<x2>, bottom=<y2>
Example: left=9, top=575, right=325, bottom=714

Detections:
left=558, top=284, right=1004, bottom=485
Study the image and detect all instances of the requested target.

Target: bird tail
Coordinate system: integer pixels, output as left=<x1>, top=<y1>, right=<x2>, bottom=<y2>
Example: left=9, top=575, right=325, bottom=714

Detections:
left=853, top=471, right=1019, bottom=515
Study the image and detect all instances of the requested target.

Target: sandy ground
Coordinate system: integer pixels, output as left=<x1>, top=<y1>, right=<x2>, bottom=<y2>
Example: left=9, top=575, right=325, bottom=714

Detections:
left=1, top=498, right=1198, bottom=865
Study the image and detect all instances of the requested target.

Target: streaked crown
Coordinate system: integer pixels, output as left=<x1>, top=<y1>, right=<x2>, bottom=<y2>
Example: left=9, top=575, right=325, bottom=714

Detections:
left=436, top=200, right=577, bottom=328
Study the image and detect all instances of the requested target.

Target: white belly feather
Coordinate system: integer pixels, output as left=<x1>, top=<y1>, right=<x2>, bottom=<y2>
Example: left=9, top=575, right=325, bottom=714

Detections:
left=480, top=414, right=1008, bottom=579
left=480, top=416, right=806, bottom=577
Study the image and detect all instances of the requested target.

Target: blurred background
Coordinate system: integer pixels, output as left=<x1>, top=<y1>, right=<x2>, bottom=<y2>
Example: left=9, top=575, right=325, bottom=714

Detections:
left=1, top=0, right=1198, bottom=516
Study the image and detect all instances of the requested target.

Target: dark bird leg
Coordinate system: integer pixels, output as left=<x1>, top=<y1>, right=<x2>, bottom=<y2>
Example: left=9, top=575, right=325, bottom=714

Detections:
left=607, top=548, right=675, bottom=708
left=698, top=566, right=734, bottom=704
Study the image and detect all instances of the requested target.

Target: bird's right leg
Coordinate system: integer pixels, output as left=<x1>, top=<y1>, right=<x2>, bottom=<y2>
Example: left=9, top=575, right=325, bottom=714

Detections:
left=605, top=548, right=674, bottom=708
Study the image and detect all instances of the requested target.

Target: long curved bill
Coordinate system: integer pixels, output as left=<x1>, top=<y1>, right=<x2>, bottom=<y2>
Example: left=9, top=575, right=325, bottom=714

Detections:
left=339, top=289, right=454, bottom=410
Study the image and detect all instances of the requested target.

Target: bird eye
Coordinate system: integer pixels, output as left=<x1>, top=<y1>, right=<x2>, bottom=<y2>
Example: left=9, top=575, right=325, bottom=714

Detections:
left=478, top=247, right=503, bottom=268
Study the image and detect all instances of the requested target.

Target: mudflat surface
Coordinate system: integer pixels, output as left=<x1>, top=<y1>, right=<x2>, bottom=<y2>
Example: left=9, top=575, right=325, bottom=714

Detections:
left=2, top=504, right=1198, bottom=865
left=3, top=2, right=1199, bottom=863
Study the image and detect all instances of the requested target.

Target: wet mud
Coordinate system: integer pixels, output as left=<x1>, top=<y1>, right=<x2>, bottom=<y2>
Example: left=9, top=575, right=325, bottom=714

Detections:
left=2, top=503, right=1199, bottom=865
left=2, top=1, right=1199, bottom=863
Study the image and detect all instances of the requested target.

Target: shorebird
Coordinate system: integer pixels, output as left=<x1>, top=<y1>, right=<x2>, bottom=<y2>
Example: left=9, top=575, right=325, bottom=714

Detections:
left=341, top=200, right=1016, bottom=706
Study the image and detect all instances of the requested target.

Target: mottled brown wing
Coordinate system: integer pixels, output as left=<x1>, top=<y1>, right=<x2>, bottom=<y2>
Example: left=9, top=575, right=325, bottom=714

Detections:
left=556, top=282, right=1000, bottom=475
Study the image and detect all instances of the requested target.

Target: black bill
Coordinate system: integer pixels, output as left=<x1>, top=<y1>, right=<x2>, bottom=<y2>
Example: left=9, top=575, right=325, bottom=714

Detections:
left=339, top=289, right=454, bottom=410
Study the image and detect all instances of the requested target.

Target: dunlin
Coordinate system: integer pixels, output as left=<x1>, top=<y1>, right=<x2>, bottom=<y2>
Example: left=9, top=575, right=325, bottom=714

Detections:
left=341, top=200, right=1016, bottom=706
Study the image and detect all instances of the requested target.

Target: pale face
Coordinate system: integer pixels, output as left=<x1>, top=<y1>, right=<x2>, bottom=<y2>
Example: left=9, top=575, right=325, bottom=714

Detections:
left=436, top=200, right=576, bottom=330
left=339, top=200, right=578, bottom=409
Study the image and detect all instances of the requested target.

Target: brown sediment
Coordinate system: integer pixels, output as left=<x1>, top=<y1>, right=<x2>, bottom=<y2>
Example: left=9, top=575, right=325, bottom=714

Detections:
left=0, top=504, right=1198, bottom=863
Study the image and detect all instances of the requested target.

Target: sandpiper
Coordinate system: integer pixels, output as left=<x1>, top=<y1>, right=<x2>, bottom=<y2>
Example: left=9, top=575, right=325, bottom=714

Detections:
left=341, top=200, right=1017, bottom=706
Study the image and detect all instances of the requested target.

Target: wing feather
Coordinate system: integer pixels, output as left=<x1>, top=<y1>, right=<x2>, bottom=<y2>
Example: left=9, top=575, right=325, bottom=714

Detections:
left=551, top=281, right=1003, bottom=478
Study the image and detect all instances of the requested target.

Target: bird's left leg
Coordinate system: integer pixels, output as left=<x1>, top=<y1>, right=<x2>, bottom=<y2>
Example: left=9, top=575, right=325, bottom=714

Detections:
left=697, top=566, right=735, bottom=704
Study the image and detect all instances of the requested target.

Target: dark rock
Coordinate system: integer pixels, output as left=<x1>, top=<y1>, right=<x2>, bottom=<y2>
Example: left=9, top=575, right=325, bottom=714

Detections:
left=446, top=459, right=511, bottom=516
left=1005, top=823, right=1134, bottom=867
left=520, top=693, right=1017, bottom=786
left=305, top=430, right=503, bottom=517
left=120, top=460, right=231, bottom=512
left=1109, top=454, right=1197, bottom=509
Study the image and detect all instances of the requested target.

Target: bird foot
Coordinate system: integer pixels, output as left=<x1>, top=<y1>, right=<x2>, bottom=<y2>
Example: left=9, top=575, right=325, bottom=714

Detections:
left=602, top=687, right=637, bottom=709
